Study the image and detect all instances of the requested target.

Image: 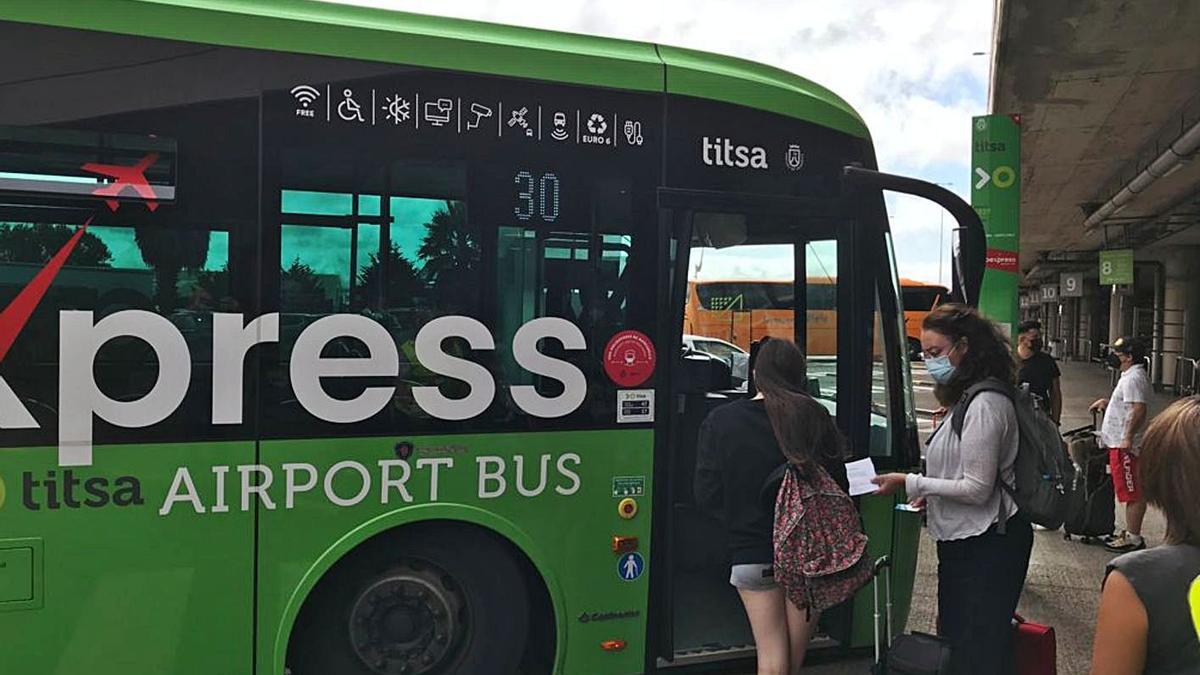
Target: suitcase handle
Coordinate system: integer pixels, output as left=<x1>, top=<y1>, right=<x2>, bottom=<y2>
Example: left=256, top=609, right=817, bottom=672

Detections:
left=1062, top=423, right=1092, bottom=437
left=873, top=556, right=893, bottom=664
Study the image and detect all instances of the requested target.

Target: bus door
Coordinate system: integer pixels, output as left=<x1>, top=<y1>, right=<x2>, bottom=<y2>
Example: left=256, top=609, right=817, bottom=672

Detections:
left=651, top=188, right=887, bottom=669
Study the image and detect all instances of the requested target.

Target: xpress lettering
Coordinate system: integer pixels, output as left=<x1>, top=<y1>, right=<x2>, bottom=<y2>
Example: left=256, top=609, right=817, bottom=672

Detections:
left=0, top=309, right=592, bottom=467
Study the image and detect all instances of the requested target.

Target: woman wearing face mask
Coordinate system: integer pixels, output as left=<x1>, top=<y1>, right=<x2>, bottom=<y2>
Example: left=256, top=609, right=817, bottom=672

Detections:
left=872, top=304, right=1032, bottom=675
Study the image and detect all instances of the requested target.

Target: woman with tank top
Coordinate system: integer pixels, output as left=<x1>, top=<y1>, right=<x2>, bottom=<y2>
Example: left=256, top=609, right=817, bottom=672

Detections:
left=1091, top=395, right=1200, bottom=674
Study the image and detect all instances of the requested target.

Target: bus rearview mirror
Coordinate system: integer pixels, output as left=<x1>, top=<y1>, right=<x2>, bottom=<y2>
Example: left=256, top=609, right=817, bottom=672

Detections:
left=692, top=212, right=747, bottom=249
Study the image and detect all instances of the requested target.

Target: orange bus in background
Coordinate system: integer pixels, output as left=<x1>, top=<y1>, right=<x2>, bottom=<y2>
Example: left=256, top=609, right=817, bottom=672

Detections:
left=684, top=278, right=948, bottom=356
left=683, top=278, right=835, bottom=353
left=899, top=279, right=950, bottom=354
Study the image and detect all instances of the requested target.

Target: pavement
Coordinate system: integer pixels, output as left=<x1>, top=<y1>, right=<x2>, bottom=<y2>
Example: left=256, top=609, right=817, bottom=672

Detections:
left=738, top=358, right=1175, bottom=674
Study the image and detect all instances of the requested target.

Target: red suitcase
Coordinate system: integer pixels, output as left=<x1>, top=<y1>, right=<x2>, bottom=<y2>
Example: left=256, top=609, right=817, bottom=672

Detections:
left=1013, top=614, right=1056, bottom=675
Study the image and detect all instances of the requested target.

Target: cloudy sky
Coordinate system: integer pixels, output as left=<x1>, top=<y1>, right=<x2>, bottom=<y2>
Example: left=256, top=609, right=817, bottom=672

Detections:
left=325, top=0, right=994, bottom=286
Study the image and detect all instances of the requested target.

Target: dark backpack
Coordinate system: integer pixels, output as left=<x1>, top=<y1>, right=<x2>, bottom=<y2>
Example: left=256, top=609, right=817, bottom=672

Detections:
left=951, top=378, right=1077, bottom=531
left=771, top=464, right=872, bottom=616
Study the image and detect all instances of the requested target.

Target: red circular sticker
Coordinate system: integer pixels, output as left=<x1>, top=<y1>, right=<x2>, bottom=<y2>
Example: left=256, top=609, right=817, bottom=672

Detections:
left=603, top=330, right=656, bottom=387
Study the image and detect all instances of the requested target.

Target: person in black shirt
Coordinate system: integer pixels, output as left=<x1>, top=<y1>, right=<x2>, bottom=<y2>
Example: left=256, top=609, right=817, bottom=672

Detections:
left=1017, top=320, right=1061, bottom=424
left=695, top=338, right=847, bottom=675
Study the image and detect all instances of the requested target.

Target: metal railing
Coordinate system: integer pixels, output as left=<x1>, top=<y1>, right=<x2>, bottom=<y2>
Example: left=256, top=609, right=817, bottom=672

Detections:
left=1174, top=357, right=1200, bottom=397
left=1076, top=338, right=1095, bottom=362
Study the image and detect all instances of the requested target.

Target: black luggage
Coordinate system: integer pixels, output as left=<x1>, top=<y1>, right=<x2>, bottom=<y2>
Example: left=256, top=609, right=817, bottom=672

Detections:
left=1061, top=415, right=1115, bottom=542
left=871, top=556, right=953, bottom=675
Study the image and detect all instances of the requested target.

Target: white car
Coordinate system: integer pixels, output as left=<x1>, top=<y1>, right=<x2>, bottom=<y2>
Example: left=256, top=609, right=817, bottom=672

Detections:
left=682, top=334, right=749, bottom=385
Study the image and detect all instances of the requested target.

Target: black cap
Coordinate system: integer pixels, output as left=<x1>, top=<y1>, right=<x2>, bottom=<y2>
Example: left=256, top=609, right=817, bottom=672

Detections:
left=1111, top=336, right=1146, bottom=360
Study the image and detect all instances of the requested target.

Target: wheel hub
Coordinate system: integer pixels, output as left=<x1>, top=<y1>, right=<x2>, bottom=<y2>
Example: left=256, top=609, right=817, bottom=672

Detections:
left=348, top=563, right=465, bottom=675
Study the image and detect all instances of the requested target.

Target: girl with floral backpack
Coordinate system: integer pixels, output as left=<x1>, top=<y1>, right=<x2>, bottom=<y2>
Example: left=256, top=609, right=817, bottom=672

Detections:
left=695, top=337, right=864, bottom=675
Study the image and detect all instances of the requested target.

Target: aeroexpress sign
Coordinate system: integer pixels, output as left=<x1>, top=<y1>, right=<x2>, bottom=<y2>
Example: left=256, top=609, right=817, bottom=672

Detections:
left=971, top=114, right=1021, bottom=338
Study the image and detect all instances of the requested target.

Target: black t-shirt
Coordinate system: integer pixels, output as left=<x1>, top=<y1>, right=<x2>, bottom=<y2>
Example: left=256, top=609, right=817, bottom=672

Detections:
left=694, top=399, right=848, bottom=565
left=1018, top=351, right=1060, bottom=408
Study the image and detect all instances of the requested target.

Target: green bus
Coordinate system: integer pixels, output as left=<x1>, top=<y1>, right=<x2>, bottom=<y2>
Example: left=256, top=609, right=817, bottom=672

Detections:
left=0, top=2, right=985, bottom=674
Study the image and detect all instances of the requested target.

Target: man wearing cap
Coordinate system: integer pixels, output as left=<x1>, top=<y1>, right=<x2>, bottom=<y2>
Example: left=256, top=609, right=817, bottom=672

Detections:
left=1090, top=337, right=1152, bottom=552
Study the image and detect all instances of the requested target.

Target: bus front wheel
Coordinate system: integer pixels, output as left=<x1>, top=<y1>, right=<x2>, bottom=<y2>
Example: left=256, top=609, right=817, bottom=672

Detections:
left=287, top=523, right=531, bottom=675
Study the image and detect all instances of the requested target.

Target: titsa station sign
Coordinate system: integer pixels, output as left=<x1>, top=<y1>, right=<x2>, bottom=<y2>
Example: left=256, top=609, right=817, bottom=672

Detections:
left=971, top=114, right=1021, bottom=338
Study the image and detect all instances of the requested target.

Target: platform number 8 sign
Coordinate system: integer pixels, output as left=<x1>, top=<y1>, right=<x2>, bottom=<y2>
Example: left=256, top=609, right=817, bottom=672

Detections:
left=1099, top=249, right=1134, bottom=286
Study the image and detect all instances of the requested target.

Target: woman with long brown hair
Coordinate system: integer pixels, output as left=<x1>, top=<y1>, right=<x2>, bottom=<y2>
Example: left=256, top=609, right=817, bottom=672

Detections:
left=695, top=337, right=847, bottom=674
left=872, top=304, right=1032, bottom=675
left=1091, top=396, right=1200, bottom=674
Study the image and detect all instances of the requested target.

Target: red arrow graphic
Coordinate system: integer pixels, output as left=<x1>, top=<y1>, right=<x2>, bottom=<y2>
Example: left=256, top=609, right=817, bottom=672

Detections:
left=0, top=217, right=92, bottom=362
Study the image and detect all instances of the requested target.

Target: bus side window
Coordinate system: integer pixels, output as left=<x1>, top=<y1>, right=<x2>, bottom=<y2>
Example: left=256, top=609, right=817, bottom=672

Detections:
left=491, top=175, right=655, bottom=425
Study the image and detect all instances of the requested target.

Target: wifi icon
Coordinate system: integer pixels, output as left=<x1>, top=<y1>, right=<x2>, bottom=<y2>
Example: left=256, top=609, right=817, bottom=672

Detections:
left=291, top=85, right=321, bottom=118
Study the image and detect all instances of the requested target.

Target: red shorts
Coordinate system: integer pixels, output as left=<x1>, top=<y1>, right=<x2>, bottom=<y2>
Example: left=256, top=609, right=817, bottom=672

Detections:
left=1107, top=448, right=1142, bottom=503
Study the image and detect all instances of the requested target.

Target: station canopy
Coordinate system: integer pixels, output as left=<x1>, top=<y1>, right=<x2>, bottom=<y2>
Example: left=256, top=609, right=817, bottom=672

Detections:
left=990, top=0, right=1200, bottom=279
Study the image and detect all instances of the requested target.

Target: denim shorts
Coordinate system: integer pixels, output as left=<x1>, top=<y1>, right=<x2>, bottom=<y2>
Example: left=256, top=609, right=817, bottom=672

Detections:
left=730, top=563, right=777, bottom=590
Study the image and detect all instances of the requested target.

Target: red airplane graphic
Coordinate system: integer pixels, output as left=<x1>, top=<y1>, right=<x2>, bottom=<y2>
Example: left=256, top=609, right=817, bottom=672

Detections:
left=81, top=152, right=160, bottom=212
left=0, top=218, right=92, bottom=363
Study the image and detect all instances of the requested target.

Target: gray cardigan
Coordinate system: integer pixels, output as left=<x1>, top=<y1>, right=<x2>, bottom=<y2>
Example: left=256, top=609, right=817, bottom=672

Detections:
left=906, top=391, right=1019, bottom=541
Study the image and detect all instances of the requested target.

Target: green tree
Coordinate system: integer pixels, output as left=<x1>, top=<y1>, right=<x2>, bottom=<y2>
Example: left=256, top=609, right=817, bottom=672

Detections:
left=195, top=267, right=230, bottom=299
left=0, top=223, right=113, bottom=267
left=281, top=258, right=329, bottom=312
left=417, top=201, right=478, bottom=310
left=134, top=226, right=210, bottom=312
left=355, top=242, right=423, bottom=308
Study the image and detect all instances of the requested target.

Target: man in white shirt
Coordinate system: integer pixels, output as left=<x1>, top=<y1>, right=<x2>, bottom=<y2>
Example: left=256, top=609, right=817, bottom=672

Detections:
left=1090, top=336, right=1152, bottom=552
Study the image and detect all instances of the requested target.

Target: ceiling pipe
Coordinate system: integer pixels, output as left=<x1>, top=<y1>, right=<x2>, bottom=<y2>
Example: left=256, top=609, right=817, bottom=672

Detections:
left=1084, top=117, right=1200, bottom=230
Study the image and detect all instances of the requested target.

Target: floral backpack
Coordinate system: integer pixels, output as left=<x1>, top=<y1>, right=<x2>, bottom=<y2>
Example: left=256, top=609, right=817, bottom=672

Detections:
left=771, top=463, right=872, bottom=616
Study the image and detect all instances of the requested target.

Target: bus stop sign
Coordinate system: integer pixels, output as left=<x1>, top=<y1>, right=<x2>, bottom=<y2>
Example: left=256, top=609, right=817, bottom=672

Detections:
left=1099, top=249, right=1134, bottom=286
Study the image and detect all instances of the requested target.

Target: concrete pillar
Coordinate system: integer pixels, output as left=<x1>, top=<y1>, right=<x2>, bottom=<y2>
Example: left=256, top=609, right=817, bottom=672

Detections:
left=1163, top=281, right=1185, bottom=387
left=1152, top=245, right=1200, bottom=390
left=1109, top=285, right=1131, bottom=346
left=1080, top=293, right=1094, bottom=359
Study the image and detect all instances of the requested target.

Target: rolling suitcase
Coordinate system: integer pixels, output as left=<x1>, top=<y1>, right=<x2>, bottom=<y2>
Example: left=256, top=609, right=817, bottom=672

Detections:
left=1013, top=614, right=1057, bottom=675
left=871, top=556, right=952, bottom=675
left=1062, top=413, right=1115, bottom=542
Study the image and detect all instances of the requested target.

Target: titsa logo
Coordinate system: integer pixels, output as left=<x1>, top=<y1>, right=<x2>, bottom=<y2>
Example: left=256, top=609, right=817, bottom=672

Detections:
left=0, top=474, right=7, bottom=510
left=701, top=136, right=768, bottom=169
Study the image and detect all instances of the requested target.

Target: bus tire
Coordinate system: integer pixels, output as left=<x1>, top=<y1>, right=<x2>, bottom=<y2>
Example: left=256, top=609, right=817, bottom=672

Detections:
left=287, top=522, right=530, bottom=675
